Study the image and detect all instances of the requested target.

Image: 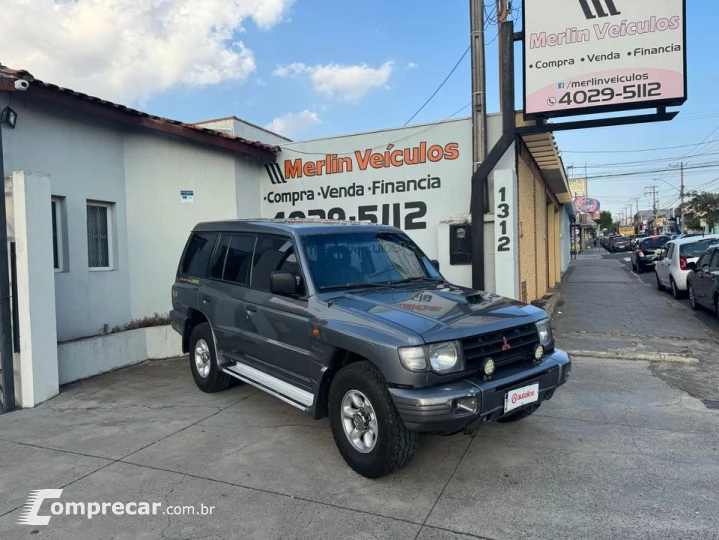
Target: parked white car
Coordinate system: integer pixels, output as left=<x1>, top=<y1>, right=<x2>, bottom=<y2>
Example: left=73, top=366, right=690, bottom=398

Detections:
left=655, top=235, right=719, bottom=298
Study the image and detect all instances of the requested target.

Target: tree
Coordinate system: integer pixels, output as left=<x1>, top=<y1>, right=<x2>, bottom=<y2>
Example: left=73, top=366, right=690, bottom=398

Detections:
left=597, top=211, right=613, bottom=230
left=679, top=191, right=719, bottom=231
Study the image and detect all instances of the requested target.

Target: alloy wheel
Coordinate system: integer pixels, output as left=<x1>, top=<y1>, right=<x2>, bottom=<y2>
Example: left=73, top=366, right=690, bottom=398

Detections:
left=194, top=339, right=211, bottom=378
left=341, top=389, right=379, bottom=453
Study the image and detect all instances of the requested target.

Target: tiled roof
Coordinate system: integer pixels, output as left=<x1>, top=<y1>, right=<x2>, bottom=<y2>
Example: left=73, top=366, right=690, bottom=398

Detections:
left=0, top=67, right=278, bottom=160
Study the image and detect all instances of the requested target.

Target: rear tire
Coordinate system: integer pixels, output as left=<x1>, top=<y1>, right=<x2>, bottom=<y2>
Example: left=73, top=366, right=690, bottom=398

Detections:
left=328, top=361, right=418, bottom=478
left=189, top=323, right=232, bottom=393
left=656, top=272, right=666, bottom=291
left=714, top=294, right=719, bottom=318
left=670, top=278, right=683, bottom=299
left=498, top=404, right=540, bottom=423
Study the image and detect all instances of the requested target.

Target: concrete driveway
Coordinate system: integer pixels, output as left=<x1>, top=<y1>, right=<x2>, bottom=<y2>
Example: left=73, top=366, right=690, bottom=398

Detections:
left=0, top=353, right=718, bottom=540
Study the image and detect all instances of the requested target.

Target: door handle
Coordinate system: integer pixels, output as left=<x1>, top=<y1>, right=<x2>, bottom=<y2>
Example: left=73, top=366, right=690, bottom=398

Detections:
left=202, top=297, right=211, bottom=304
left=246, top=304, right=257, bottom=313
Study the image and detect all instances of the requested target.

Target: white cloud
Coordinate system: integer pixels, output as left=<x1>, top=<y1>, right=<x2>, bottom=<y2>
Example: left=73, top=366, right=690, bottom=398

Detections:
left=265, top=110, right=320, bottom=137
left=405, top=62, right=419, bottom=69
left=0, top=0, right=294, bottom=104
left=273, top=61, right=394, bottom=103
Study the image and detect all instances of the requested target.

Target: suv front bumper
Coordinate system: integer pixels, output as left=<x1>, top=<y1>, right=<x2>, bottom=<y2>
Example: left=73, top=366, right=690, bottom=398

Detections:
left=388, top=349, right=571, bottom=434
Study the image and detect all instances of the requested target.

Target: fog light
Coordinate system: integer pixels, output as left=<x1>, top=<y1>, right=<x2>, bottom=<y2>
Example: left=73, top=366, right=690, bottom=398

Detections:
left=452, top=396, right=477, bottom=415
left=534, top=345, right=544, bottom=362
left=482, top=358, right=495, bottom=376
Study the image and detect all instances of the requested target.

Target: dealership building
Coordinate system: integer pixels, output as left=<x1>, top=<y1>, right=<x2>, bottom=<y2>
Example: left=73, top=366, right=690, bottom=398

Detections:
left=0, top=66, right=572, bottom=408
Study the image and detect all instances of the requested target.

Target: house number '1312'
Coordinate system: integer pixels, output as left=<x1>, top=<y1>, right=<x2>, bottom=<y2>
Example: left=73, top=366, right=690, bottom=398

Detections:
left=497, top=187, right=511, bottom=252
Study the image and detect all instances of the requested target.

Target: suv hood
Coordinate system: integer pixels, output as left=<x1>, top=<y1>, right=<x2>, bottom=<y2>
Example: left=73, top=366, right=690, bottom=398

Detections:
left=322, top=284, right=547, bottom=342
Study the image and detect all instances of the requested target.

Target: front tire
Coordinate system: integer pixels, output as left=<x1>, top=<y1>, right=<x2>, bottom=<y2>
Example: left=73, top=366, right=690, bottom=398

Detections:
left=328, top=361, right=418, bottom=478
left=498, top=403, right=540, bottom=423
left=670, top=278, right=683, bottom=299
left=688, top=285, right=699, bottom=310
left=189, top=323, right=232, bottom=393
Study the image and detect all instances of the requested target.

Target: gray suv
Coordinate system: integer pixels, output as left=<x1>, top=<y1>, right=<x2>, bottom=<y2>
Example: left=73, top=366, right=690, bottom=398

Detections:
left=171, top=220, right=571, bottom=477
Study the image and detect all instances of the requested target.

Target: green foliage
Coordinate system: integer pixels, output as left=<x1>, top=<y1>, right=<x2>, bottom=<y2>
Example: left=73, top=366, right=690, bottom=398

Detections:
left=679, top=191, right=719, bottom=230
left=598, top=211, right=613, bottom=230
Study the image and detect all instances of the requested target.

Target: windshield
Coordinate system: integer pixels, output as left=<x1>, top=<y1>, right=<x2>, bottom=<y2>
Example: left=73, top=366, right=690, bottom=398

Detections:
left=681, top=239, right=719, bottom=257
left=301, top=231, right=441, bottom=290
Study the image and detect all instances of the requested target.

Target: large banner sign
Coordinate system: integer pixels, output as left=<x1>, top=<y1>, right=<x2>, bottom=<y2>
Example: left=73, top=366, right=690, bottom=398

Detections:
left=523, top=0, right=686, bottom=117
left=573, top=197, right=600, bottom=213
left=260, top=119, right=473, bottom=259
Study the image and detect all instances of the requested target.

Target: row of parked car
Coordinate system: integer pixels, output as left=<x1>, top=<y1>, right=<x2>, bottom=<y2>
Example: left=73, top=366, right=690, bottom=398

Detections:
left=602, top=233, right=719, bottom=317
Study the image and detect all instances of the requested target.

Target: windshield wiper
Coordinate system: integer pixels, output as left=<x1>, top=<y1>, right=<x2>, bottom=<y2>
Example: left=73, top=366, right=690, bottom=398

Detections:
left=389, top=276, right=445, bottom=285
left=320, top=282, right=392, bottom=291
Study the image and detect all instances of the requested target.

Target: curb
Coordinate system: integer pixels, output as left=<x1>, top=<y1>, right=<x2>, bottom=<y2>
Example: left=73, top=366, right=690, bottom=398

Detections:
left=567, top=350, right=698, bottom=364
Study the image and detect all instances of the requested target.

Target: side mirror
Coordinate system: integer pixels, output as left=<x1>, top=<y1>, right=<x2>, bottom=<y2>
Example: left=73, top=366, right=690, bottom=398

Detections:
left=271, top=272, right=299, bottom=297
left=431, top=259, right=440, bottom=271
left=686, top=262, right=697, bottom=272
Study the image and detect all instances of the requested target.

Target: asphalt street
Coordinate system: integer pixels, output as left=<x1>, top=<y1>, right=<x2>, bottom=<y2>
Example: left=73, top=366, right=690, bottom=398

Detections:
left=0, top=251, right=717, bottom=539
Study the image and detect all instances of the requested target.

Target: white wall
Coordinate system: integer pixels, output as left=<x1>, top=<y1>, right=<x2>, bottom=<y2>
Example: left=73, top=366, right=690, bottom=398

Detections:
left=560, top=205, right=571, bottom=273
left=1, top=99, right=131, bottom=342
left=123, top=132, right=256, bottom=319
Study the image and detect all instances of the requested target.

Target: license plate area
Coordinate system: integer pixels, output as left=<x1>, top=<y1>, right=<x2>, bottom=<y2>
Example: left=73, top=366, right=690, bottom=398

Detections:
left=504, top=383, right=539, bottom=413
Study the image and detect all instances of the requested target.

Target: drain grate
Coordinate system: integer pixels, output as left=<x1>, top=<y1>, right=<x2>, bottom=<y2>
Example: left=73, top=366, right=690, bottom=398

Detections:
left=703, top=400, right=719, bottom=410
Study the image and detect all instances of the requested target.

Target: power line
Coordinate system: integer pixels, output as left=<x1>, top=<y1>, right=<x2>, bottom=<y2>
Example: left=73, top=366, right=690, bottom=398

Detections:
left=402, top=46, right=470, bottom=127
left=562, top=136, right=719, bottom=154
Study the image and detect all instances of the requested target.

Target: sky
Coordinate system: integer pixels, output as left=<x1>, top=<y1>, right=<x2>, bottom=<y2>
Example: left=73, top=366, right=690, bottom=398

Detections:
left=0, top=0, right=715, bottom=220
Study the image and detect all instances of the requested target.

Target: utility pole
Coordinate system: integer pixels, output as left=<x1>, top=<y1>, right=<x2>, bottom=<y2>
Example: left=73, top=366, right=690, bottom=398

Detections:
left=677, top=161, right=686, bottom=229
left=645, top=185, right=659, bottom=233
left=470, top=0, right=487, bottom=174
left=496, top=0, right=508, bottom=103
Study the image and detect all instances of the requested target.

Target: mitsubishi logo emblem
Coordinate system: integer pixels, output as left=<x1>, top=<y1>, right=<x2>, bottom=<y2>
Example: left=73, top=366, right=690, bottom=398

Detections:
left=502, top=337, right=512, bottom=351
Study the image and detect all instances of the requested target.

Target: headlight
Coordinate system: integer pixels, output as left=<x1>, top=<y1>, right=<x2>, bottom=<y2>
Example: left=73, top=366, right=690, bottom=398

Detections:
left=398, top=342, right=465, bottom=374
left=535, top=318, right=554, bottom=348
left=428, top=342, right=463, bottom=373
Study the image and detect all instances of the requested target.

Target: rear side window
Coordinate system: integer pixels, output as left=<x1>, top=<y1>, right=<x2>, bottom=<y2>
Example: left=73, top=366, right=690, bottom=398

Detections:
left=208, top=234, right=232, bottom=280
left=711, top=250, right=719, bottom=267
left=251, top=236, right=296, bottom=291
left=180, top=233, right=217, bottom=278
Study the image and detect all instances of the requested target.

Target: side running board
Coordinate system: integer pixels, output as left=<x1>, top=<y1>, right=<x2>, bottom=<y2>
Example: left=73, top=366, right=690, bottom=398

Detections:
left=223, top=362, right=314, bottom=412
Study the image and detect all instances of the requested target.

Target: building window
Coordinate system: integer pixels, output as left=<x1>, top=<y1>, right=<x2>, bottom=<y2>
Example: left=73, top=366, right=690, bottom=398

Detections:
left=51, top=198, right=64, bottom=272
left=87, top=202, right=113, bottom=270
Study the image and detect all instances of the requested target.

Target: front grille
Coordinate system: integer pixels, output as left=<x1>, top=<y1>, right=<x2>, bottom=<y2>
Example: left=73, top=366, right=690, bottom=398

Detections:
left=462, top=323, right=539, bottom=370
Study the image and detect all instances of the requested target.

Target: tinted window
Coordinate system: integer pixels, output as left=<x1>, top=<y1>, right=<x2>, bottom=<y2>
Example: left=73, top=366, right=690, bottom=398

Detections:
left=180, top=233, right=217, bottom=278
left=681, top=240, right=719, bottom=257
left=639, top=237, right=670, bottom=250
left=223, top=235, right=255, bottom=285
left=697, top=252, right=712, bottom=268
left=251, top=236, right=296, bottom=291
left=208, top=234, right=232, bottom=280
left=711, top=250, right=719, bottom=267
left=302, top=232, right=440, bottom=290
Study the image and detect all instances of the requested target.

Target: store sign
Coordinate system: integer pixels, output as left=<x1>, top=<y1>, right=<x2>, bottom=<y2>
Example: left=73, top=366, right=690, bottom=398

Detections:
left=568, top=177, right=587, bottom=199
left=260, top=120, right=472, bottom=259
left=573, top=196, right=600, bottom=213
left=523, top=0, right=686, bottom=117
